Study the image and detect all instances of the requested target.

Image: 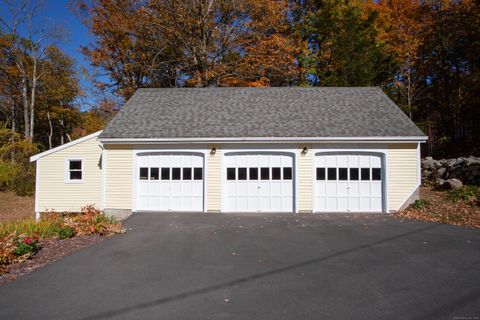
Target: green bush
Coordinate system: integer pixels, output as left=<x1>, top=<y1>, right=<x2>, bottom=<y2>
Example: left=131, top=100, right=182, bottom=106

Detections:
left=445, top=185, right=480, bottom=203
left=56, top=226, right=75, bottom=239
left=13, top=235, right=40, bottom=256
left=410, top=199, right=430, bottom=209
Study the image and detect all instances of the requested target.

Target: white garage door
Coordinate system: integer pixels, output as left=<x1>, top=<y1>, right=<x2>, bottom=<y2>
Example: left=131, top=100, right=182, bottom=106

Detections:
left=224, top=153, right=294, bottom=212
left=136, top=153, right=204, bottom=211
left=314, top=153, right=383, bottom=212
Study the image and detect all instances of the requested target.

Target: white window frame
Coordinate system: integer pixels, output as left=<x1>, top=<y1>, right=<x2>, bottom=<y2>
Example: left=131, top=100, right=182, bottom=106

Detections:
left=65, top=158, right=84, bottom=183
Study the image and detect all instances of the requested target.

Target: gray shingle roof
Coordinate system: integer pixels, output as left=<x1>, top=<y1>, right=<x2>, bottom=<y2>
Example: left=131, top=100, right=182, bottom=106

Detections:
left=99, top=87, right=425, bottom=139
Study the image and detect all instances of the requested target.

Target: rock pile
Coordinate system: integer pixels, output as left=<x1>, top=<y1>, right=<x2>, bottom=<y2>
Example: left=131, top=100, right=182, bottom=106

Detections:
left=422, top=156, right=480, bottom=189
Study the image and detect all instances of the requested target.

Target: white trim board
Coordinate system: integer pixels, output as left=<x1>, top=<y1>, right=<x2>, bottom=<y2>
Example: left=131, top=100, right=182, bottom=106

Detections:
left=30, top=131, right=103, bottom=162
left=99, top=136, right=428, bottom=144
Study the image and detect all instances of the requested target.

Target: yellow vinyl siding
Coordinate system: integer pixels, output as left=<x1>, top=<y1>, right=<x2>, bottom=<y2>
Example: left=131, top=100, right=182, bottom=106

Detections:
left=37, top=137, right=102, bottom=212
left=206, top=145, right=222, bottom=212
left=297, top=145, right=313, bottom=213
left=104, top=145, right=133, bottom=209
left=388, top=143, right=419, bottom=211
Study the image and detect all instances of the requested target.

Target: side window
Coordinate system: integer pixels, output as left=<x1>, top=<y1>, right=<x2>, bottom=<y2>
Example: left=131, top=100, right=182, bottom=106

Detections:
left=139, top=167, right=148, bottom=180
left=68, top=160, right=83, bottom=181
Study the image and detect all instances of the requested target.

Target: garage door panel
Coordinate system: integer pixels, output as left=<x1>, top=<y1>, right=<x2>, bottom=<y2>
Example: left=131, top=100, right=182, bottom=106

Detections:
left=136, top=153, right=204, bottom=211
left=326, top=182, right=337, bottom=196
left=348, top=197, right=360, bottom=211
left=315, top=153, right=383, bottom=212
left=338, top=182, right=349, bottom=195
left=337, top=197, right=348, bottom=211
left=372, top=183, right=382, bottom=194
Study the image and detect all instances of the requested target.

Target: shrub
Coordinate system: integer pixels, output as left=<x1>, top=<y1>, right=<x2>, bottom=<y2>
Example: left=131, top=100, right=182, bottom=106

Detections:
left=68, top=205, right=124, bottom=236
left=445, top=186, right=480, bottom=204
left=410, top=199, right=430, bottom=210
left=13, top=235, right=40, bottom=256
left=56, top=226, right=75, bottom=240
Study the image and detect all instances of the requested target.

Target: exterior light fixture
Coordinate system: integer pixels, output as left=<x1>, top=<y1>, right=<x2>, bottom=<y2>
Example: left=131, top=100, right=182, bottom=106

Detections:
left=301, top=147, right=308, bottom=155
left=210, top=147, right=217, bottom=155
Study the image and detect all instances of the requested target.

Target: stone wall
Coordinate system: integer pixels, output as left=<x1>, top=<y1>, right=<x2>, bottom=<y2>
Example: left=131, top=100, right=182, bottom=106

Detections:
left=422, top=156, right=480, bottom=188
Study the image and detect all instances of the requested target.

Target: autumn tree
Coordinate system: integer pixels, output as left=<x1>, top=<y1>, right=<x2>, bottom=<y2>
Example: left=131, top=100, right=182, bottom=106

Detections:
left=75, top=0, right=302, bottom=96
left=0, top=0, right=68, bottom=142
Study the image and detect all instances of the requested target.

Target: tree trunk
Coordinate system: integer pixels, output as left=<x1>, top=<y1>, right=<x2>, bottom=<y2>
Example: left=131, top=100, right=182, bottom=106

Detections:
left=47, top=111, right=53, bottom=149
left=28, top=60, right=37, bottom=142
left=21, top=76, right=30, bottom=139
left=10, top=102, right=16, bottom=163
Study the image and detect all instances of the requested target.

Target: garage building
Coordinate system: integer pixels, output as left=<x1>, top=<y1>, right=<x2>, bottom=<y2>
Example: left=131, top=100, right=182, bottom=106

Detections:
left=30, top=87, right=427, bottom=219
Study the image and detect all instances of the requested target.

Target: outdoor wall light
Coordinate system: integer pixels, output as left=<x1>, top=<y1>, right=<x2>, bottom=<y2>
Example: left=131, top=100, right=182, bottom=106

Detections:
left=301, top=146, right=308, bottom=155
left=210, top=147, right=217, bottom=155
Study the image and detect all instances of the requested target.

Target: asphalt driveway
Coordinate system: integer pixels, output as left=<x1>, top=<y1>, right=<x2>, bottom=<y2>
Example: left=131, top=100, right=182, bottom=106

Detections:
left=1, top=212, right=479, bottom=320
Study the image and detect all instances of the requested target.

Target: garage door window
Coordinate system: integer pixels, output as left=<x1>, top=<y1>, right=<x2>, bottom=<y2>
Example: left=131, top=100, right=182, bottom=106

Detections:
left=327, top=168, right=336, bottom=180
left=227, top=168, right=236, bottom=180
left=316, top=167, right=381, bottom=181
left=150, top=168, right=159, bottom=180
left=226, top=167, right=293, bottom=181
left=139, top=167, right=148, bottom=180
left=372, top=168, right=381, bottom=180
left=350, top=168, right=359, bottom=180
left=249, top=168, right=258, bottom=180
left=238, top=168, right=247, bottom=180
left=161, top=168, right=170, bottom=180
left=194, top=168, right=203, bottom=180
left=139, top=167, right=204, bottom=181
left=361, top=168, right=370, bottom=180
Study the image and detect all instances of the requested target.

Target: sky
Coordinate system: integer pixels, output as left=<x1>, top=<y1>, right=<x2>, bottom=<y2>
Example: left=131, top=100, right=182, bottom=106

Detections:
left=0, top=0, right=105, bottom=109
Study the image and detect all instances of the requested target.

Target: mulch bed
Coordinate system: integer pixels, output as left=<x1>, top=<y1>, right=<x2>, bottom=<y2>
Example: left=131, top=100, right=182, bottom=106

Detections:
left=0, top=235, right=104, bottom=285
left=396, top=186, right=480, bottom=228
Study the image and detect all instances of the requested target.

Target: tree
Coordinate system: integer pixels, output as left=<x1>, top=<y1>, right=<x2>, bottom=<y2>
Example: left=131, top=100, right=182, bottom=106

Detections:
left=292, top=0, right=395, bottom=86
left=366, top=0, right=429, bottom=119
left=75, top=0, right=299, bottom=97
left=0, top=0, right=66, bottom=142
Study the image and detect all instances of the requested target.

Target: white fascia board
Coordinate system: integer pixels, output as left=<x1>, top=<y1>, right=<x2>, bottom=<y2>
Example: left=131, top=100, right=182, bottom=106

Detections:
left=99, top=136, right=428, bottom=144
left=30, top=131, right=103, bottom=162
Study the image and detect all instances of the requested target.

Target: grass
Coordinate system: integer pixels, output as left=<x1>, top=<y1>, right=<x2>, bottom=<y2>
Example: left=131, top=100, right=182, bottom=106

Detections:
left=0, top=216, right=65, bottom=239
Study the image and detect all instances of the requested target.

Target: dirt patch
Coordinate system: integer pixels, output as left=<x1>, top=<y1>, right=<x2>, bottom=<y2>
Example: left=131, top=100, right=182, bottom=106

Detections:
left=397, top=186, right=480, bottom=228
left=0, top=235, right=104, bottom=285
left=0, top=192, right=34, bottom=222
